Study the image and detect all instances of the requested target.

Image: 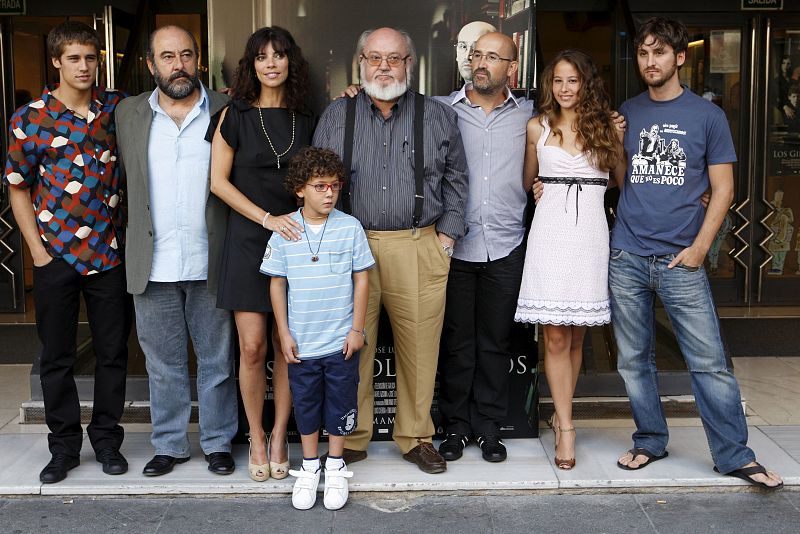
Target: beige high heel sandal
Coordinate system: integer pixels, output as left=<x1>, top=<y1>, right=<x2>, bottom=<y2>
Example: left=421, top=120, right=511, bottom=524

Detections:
left=268, top=433, right=290, bottom=480
left=248, top=434, right=270, bottom=482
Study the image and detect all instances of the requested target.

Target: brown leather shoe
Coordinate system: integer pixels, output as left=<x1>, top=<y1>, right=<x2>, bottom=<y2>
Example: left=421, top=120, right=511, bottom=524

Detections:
left=321, top=448, right=368, bottom=465
left=403, top=442, right=447, bottom=474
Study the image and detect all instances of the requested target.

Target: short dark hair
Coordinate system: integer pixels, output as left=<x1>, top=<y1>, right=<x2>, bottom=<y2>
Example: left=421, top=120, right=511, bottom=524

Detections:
left=634, top=17, right=689, bottom=55
left=47, top=20, right=101, bottom=59
left=284, top=147, right=346, bottom=196
left=147, top=25, right=199, bottom=63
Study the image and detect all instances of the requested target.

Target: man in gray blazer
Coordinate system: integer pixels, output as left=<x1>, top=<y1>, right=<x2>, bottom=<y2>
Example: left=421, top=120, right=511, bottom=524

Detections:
left=116, top=25, right=238, bottom=477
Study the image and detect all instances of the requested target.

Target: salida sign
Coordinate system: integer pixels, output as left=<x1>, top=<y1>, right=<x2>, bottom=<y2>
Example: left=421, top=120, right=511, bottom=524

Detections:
left=741, top=0, right=783, bottom=10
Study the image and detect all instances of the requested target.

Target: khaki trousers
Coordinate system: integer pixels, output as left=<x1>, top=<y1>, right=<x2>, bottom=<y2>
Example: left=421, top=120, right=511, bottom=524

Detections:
left=345, top=225, right=450, bottom=453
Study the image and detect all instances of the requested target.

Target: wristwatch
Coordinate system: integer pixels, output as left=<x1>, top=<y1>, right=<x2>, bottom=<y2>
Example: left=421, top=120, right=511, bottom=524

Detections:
left=442, top=244, right=454, bottom=257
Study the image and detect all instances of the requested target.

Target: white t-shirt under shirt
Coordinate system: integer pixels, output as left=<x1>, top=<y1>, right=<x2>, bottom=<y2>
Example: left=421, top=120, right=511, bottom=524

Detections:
left=610, top=88, right=737, bottom=256
left=259, top=208, right=375, bottom=359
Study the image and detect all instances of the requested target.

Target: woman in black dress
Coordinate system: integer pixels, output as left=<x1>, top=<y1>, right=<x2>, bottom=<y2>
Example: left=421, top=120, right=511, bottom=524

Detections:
left=209, top=27, right=313, bottom=481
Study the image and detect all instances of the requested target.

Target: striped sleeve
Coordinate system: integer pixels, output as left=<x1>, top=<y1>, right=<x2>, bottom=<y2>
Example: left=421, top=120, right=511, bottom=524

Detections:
left=352, top=223, right=375, bottom=272
left=259, top=234, right=287, bottom=277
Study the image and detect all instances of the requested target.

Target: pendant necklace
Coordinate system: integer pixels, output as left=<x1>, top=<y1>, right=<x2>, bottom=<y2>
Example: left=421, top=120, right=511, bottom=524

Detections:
left=257, top=104, right=295, bottom=169
left=301, top=209, right=329, bottom=262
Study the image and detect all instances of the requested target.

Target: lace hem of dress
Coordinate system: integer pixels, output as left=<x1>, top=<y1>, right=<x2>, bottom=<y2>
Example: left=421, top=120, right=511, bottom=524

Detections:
left=514, top=298, right=611, bottom=326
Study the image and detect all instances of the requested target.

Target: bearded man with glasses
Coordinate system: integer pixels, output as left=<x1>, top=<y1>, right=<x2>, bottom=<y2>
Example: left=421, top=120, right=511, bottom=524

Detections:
left=314, top=27, right=468, bottom=474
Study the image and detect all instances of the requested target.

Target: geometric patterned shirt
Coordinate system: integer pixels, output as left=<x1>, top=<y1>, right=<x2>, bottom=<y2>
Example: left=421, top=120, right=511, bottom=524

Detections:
left=4, top=85, right=125, bottom=275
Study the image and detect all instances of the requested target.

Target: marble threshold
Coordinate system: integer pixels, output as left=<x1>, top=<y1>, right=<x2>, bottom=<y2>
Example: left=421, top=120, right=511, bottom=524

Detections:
left=1, top=426, right=798, bottom=496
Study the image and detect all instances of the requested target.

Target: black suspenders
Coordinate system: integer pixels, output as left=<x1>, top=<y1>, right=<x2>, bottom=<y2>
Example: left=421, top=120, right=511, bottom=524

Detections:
left=341, top=93, right=425, bottom=229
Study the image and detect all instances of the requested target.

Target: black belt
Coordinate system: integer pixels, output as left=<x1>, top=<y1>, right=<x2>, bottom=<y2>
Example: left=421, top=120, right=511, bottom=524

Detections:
left=538, top=176, right=608, bottom=224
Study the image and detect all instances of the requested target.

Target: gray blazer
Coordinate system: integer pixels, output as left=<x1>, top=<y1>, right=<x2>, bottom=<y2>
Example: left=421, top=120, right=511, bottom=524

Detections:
left=116, top=87, right=230, bottom=296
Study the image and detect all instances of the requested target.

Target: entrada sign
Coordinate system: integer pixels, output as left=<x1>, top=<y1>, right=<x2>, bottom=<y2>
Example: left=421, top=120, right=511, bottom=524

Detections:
left=0, top=0, right=25, bottom=15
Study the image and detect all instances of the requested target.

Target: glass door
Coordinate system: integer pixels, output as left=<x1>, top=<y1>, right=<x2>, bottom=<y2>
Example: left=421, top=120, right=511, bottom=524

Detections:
left=759, top=16, right=800, bottom=303
left=94, top=5, right=152, bottom=94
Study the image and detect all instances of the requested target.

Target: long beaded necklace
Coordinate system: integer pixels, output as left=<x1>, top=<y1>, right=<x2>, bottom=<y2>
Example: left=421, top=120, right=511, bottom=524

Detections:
left=301, top=208, right=329, bottom=262
left=257, top=105, right=295, bottom=169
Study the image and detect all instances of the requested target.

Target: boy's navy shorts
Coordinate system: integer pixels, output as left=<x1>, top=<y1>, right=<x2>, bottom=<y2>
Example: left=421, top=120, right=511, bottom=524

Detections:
left=288, top=351, right=359, bottom=436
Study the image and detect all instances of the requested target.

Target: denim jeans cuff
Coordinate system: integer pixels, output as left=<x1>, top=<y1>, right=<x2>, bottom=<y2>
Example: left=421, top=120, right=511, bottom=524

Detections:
left=154, top=450, right=191, bottom=458
left=202, top=446, right=233, bottom=455
left=632, top=442, right=668, bottom=457
left=714, top=452, right=756, bottom=475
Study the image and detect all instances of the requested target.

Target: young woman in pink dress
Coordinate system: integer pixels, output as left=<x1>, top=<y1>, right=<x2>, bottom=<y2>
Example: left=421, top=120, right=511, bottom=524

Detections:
left=515, top=49, right=624, bottom=470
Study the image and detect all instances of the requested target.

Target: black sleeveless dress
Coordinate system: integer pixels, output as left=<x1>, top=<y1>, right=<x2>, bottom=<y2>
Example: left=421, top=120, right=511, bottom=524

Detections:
left=207, top=99, right=313, bottom=311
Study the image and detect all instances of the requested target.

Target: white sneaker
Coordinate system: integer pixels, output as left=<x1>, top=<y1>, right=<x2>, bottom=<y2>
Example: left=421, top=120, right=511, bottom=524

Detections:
left=323, top=465, right=354, bottom=510
left=289, top=467, right=320, bottom=510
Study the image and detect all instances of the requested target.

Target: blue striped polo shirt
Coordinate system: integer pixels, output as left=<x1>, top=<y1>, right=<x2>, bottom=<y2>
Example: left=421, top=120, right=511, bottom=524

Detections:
left=260, top=208, right=375, bottom=359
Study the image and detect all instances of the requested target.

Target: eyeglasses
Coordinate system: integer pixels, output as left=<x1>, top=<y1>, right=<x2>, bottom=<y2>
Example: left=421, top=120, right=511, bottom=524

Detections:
left=360, top=53, right=410, bottom=67
left=454, top=41, right=475, bottom=54
left=309, top=181, right=344, bottom=192
left=469, top=51, right=514, bottom=65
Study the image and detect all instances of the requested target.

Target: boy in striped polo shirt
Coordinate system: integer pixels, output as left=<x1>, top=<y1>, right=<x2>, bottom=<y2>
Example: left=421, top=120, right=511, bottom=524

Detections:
left=260, top=147, right=374, bottom=510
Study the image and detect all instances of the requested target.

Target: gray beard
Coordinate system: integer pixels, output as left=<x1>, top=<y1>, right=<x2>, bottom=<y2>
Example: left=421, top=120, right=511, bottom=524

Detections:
left=362, top=78, right=408, bottom=101
left=155, top=70, right=201, bottom=100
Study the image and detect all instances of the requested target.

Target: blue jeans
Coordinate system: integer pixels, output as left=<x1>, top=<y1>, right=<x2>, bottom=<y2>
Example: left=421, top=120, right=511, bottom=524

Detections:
left=608, top=249, right=754, bottom=474
left=134, top=281, right=238, bottom=457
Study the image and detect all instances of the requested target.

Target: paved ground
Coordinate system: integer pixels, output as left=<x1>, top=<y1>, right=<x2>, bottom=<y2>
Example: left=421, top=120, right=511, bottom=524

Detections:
left=1, top=491, right=798, bottom=533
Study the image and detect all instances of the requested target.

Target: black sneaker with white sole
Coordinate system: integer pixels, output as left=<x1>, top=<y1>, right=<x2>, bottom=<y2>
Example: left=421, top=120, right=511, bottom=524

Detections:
left=438, top=433, right=470, bottom=461
left=476, top=435, right=507, bottom=462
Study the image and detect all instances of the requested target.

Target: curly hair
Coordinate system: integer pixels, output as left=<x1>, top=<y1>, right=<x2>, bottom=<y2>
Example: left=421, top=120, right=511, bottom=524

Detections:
left=285, top=147, right=346, bottom=196
left=538, top=49, right=622, bottom=172
left=230, top=26, right=310, bottom=113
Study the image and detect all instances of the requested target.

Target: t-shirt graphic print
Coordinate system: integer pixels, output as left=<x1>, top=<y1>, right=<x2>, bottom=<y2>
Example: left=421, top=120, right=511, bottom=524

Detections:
left=611, top=88, right=737, bottom=256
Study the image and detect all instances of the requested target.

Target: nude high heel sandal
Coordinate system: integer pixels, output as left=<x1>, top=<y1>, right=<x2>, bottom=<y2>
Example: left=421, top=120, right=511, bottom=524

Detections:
left=248, top=434, right=270, bottom=482
left=268, top=433, right=290, bottom=480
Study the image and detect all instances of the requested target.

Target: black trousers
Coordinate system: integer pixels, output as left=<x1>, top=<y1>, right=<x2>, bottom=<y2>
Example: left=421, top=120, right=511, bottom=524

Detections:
left=33, top=259, right=131, bottom=457
left=438, top=244, right=525, bottom=437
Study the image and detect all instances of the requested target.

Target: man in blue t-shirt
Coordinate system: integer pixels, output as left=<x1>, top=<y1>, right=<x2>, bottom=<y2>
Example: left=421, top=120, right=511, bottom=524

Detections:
left=609, top=17, right=783, bottom=490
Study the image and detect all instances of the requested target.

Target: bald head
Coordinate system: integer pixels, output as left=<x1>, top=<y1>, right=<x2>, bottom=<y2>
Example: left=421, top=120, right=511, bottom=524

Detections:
left=470, top=32, right=517, bottom=97
left=456, top=21, right=497, bottom=81
left=476, top=32, right=517, bottom=61
left=357, top=27, right=416, bottom=66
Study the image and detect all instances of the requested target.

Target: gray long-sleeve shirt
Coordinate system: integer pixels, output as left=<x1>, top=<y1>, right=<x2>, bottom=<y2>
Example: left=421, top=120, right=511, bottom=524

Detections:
left=313, top=90, right=469, bottom=239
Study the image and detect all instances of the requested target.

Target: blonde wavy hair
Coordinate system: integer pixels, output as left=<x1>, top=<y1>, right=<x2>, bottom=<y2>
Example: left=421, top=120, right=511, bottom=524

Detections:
left=538, top=49, right=622, bottom=172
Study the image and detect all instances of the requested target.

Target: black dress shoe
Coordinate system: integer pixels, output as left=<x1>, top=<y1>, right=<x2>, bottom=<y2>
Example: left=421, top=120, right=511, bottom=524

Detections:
left=142, top=455, right=190, bottom=476
left=438, top=434, right=469, bottom=461
left=205, top=452, right=235, bottom=475
left=39, top=454, right=80, bottom=484
left=476, top=435, right=507, bottom=462
left=96, top=448, right=128, bottom=475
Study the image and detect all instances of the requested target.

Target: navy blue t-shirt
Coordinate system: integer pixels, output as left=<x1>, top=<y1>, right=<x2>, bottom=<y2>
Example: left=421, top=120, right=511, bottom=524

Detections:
left=610, top=88, right=737, bottom=255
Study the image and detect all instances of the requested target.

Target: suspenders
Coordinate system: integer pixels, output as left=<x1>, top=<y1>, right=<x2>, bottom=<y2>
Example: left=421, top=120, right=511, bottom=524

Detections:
left=341, top=92, right=426, bottom=229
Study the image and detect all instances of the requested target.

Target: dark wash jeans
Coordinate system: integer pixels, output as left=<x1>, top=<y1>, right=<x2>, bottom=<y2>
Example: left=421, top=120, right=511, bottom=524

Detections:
left=33, top=258, right=131, bottom=457
left=438, top=244, right=525, bottom=437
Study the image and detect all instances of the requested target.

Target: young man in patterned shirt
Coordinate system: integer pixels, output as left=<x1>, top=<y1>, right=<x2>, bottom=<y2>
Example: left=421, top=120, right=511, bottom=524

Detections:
left=4, top=21, right=130, bottom=484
